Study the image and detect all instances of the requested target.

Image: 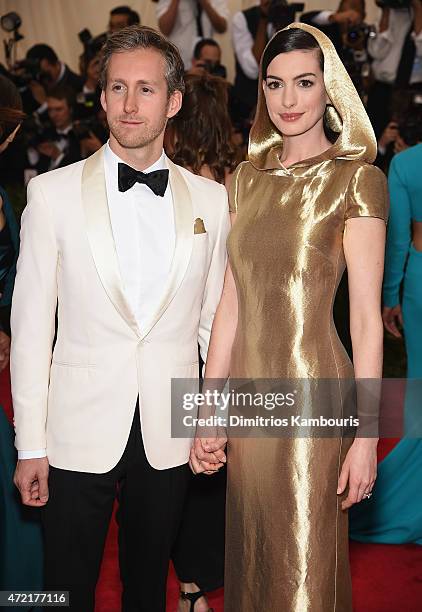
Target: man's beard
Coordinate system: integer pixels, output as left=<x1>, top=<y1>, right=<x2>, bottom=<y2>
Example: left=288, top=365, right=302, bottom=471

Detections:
left=109, top=115, right=167, bottom=149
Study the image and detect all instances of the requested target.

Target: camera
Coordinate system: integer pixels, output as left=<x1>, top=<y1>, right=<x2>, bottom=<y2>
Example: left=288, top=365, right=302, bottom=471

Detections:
left=197, top=60, right=227, bottom=80
left=346, top=24, right=376, bottom=47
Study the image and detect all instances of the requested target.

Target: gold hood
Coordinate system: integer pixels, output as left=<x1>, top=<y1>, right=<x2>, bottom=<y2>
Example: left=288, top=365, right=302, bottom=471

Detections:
left=249, top=22, right=377, bottom=170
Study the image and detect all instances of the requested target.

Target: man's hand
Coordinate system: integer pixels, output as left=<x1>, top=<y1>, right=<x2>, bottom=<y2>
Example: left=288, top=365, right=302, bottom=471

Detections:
left=37, top=141, right=61, bottom=160
left=0, top=331, right=11, bottom=373
left=394, top=134, right=409, bottom=154
left=330, top=9, right=362, bottom=26
left=14, top=457, right=50, bottom=506
left=189, top=435, right=227, bottom=475
left=29, top=80, right=47, bottom=106
left=80, top=131, right=103, bottom=157
left=379, top=121, right=399, bottom=150
left=382, top=304, right=403, bottom=338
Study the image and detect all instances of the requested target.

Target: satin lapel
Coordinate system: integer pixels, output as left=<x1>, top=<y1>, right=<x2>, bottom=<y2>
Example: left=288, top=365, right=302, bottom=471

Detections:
left=140, top=158, right=193, bottom=340
left=82, top=146, right=141, bottom=338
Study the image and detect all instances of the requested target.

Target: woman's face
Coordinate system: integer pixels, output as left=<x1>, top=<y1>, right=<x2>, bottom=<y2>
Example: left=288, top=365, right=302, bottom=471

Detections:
left=263, top=49, right=329, bottom=138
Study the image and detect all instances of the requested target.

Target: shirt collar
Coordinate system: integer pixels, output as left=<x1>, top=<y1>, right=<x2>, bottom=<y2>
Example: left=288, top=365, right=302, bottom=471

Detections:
left=56, top=123, right=73, bottom=135
left=104, top=141, right=167, bottom=177
left=56, top=62, right=66, bottom=85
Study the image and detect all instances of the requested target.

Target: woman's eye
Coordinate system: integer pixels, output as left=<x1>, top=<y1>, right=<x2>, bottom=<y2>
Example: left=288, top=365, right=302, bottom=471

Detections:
left=267, top=80, right=282, bottom=89
left=298, top=79, right=314, bottom=88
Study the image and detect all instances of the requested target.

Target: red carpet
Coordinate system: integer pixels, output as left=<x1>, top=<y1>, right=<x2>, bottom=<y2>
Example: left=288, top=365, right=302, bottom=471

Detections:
left=94, top=434, right=422, bottom=612
left=1, top=369, right=420, bottom=611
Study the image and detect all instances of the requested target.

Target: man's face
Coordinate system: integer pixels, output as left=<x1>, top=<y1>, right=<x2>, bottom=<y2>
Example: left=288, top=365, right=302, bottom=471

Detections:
left=101, top=48, right=182, bottom=150
left=47, top=97, right=72, bottom=129
left=109, top=13, right=130, bottom=33
left=197, top=44, right=221, bottom=66
left=40, top=59, right=61, bottom=84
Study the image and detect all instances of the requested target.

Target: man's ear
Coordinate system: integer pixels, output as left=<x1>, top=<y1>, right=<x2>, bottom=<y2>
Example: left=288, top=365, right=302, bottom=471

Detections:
left=100, top=89, right=107, bottom=113
left=167, top=90, right=182, bottom=119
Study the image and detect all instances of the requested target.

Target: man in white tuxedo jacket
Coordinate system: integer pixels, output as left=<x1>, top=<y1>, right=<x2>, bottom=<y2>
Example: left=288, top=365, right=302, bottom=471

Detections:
left=12, top=26, right=229, bottom=612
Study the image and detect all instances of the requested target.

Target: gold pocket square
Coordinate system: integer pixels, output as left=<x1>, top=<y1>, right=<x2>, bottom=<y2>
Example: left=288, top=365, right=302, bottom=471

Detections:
left=194, top=217, right=206, bottom=234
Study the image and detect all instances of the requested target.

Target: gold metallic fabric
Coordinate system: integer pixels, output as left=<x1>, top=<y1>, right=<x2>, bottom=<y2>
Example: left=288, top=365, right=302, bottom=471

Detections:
left=224, top=23, right=389, bottom=612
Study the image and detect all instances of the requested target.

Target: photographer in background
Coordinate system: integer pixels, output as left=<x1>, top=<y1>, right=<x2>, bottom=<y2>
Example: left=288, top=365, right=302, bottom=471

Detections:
left=19, top=44, right=84, bottom=118
left=366, top=0, right=422, bottom=138
left=301, top=0, right=365, bottom=52
left=188, top=38, right=226, bottom=77
left=156, top=0, right=228, bottom=68
left=108, top=5, right=141, bottom=33
left=25, top=85, right=81, bottom=176
left=376, top=91, right=422, bottom=170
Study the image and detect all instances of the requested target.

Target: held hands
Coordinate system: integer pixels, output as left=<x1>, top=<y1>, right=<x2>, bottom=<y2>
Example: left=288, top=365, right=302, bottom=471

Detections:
left=14, top=457, right=50, bottom=507
left=337, top=438, right=377, bottom=510
left=189, top=433, right=227, bottom=476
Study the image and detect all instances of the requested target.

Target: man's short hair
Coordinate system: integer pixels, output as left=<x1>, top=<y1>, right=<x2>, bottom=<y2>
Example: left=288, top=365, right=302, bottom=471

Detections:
left=26, top=44, right=58, bottom=65
left=47, top=85, right=76, bottom=110
left=110, top=5, right=140, bottom=26
left=193, top=38, right=220, bottom=60
left=99, top=25, right=185, bottom=95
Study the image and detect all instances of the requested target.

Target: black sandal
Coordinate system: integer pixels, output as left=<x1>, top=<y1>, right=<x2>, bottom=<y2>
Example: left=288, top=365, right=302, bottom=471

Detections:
left=179, top=589, right=214, bottom=612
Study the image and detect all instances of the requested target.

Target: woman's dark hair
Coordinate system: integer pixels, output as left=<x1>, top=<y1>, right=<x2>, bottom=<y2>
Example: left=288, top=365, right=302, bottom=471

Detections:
left=262, top=28, right=324, bottom=80
left=170, top=74, right=237, bottom=184
left=0, top=75, right=25, bottom=146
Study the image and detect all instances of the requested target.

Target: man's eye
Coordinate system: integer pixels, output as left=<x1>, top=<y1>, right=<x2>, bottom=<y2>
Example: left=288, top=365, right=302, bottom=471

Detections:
left=142, top=87, right=152, bottom=94
left=298, top=80, right=314, bottom=88
left=112, top=84, right=124, bottom=92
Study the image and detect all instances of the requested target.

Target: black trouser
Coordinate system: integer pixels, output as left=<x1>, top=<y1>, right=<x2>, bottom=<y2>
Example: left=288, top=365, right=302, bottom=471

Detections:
left=41, top=402, right=190, bottom=612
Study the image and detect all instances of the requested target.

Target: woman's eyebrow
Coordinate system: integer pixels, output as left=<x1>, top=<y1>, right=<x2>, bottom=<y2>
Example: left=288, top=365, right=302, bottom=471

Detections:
left=266, top=72, right=317, bottom=81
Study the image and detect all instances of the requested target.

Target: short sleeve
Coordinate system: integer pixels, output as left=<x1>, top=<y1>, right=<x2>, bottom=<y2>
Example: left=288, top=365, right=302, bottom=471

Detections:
left=345, top=164, right=389, bottom=223
left=228, top=162, right=247, bottom=214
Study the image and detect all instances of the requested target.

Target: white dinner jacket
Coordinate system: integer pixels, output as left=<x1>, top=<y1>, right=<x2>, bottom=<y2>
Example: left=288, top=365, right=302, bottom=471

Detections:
left=10, top=146, right=230, bottom=472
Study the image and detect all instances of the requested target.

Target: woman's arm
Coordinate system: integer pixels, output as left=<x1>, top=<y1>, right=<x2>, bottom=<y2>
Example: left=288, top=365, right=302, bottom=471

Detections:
left=189, top=214, right=238, bottom=475
left=338, top=216, right=386, bottom=509
left=382, top=156, right=411, bottom=337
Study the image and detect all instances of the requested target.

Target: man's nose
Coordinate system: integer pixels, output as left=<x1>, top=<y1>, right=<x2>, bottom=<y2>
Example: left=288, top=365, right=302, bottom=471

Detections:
left=124, top=89, right=138, bottom=114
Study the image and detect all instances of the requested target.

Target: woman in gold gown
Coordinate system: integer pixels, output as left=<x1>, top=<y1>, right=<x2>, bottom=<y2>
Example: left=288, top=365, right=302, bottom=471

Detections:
left=189, top=23, right=389, bottom=611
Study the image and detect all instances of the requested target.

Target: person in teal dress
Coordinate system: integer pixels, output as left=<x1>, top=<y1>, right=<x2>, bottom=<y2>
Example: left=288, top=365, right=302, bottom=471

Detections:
left=0, top=74, right=43, bottom=602
left=350, top=142, right=422, bottom=545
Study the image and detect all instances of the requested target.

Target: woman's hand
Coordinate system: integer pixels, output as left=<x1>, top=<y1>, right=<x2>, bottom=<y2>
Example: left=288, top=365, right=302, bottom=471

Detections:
left=382, top=304, right=403, bottom=338
left=189, top=434, right=227, bottom=475
left=337, top=438, right=378, bottom=510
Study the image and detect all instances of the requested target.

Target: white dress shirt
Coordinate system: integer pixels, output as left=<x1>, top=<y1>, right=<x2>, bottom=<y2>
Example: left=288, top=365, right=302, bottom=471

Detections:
left=368, top=8, right=422, bottom=84
left=18, top=143, right=175, bottom=460
left=156, top=0, right=229, bottom=69
left=232, top=8, right=273, bottom=80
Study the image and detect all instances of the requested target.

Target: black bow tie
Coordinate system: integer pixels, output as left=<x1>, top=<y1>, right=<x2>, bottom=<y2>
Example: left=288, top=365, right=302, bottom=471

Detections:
left=118, top=163, right=169, bottom=197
